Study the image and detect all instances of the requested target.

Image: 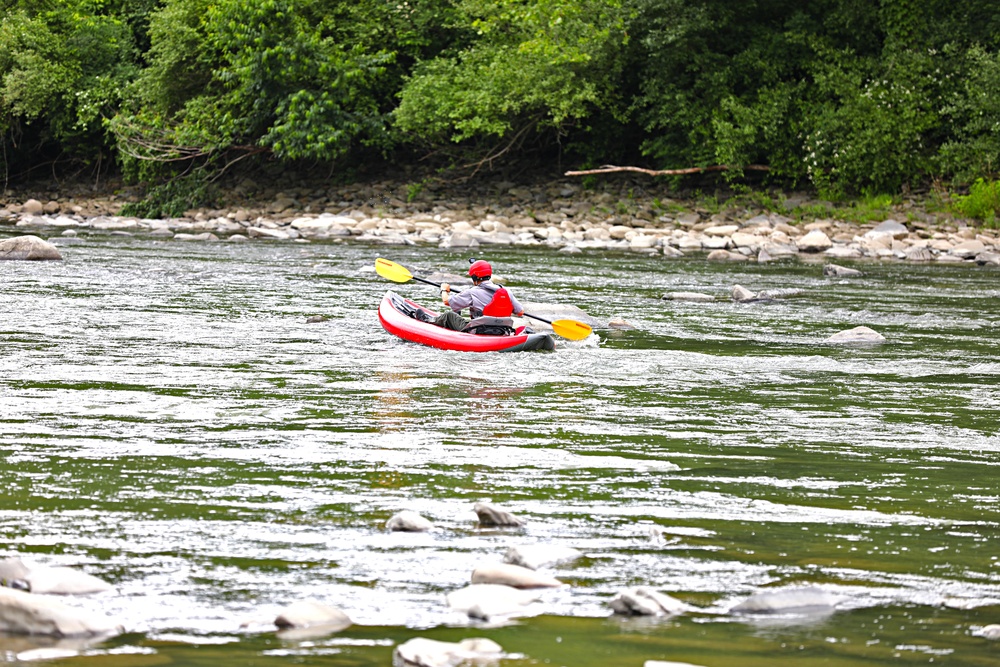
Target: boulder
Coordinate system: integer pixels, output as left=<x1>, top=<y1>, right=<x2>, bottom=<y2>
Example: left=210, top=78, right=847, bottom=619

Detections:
left=386, top=511, right=434, bottom=532
left=730, top=586, right=839, bottom=615
left=868, top=219, right=909, bottom=239
left=824, top=326, right=885, bottom=343
left=470, top=563, right=563, bottom=589
left=446, top=584, right=541, bottom=620
left=950, top=239, right=986, bottom=259
left=823, top=264, right=863, bottom=278
left=473, top=502, right=525, bottom=527
left=393, top=637, right=503, bottom=667
left=0, top=587, right=121, bottom=637
left=23, top=567, right=113, bottom=596
left=0, top=235, right=62, bottom=261
left=731, top=285, right=763, bottom=303
left=980, top=624, right=1000, bottom=640
left=904, top=246, right=934, bottom=261
left=610, top=587, right=692, bottom=616
left=797, top=229, right=833, bottom=252
left=22, top=199, right=44, bottom=215
left=504, top=544, right=582, bottom=570
left=0, top=557, right=30, bottom=585
left=976, top=251, right=1000, bottom=266
left=274, top=600, right=351, bottom=633
left=706, top=249, right=749, bottom=262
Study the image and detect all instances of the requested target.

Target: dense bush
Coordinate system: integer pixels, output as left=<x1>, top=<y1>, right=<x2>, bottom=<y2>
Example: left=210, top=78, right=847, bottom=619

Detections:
left=3, top=0, right=1000, bottom=205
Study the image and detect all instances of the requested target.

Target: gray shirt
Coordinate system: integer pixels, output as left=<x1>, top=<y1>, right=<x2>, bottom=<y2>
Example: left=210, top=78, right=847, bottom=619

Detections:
left=448, top=280, right=524, bottom=318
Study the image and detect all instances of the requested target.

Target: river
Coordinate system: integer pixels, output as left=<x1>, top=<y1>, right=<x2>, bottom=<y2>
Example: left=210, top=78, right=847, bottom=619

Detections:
left=2, top=235, right=999, bottom=666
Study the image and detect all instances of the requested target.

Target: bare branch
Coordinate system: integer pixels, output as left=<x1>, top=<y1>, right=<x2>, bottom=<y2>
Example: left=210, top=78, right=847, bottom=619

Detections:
left=564, top=164, right=770, bottom=177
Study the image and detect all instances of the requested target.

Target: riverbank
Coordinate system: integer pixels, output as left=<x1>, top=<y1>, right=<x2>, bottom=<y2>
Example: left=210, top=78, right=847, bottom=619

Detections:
left=2, top=175, right=998, bottom=265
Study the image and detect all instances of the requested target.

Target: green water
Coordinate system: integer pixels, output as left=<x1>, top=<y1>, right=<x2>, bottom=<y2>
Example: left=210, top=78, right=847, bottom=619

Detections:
left=2, top=236, right=999, bottom=666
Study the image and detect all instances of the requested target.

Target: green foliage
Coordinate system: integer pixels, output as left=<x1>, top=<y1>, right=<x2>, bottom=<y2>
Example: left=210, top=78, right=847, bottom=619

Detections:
left=938, top=46, right=1000, bottom=183
left=394, top=0, right=630, bottom=143
left=119, top=169, right=218, bottom=219
left=954, top=179, right=1000, bottom=226
left=4, top=0, right=1000, bottom=211
left=0, top=2, right=137, bottom=172
left=114, top=0, right=394, bottom=186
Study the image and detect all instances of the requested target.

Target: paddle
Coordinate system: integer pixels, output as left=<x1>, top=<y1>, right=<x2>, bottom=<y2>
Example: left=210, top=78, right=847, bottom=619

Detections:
left=374, top=257, right=593, bottom=341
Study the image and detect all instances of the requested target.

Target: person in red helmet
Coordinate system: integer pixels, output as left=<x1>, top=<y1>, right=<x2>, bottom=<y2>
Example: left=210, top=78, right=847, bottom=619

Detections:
left=434, top=258, right=525, bottom=331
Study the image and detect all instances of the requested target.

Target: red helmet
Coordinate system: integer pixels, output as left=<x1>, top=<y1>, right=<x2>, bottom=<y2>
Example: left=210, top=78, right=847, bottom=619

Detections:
left=468, top=260, right=492, bottom=279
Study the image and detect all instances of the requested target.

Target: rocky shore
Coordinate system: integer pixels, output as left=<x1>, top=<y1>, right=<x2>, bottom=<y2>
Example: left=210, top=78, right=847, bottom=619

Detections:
left=2, top=176, right=999, bottom=265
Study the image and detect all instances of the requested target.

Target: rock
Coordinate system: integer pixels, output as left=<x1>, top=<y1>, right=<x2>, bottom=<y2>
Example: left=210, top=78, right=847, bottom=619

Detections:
left=470, top=563, right=563, bottom=589
left=824, top=245, right=864, bottom=259
left=731, top=285, right=761, bottom=303
left=823, top=264, right=863, bottom=278
left=446, top=584, right=541, bottom=620
left=393, top=637, right=503, bottom=667
left=22, top=567, right=113, bottom=596
left=0, top=557, right=31, bottom=585
left=661, top=245, right=684, bottom=258
left=22, top=199, right=45, bottom=215
left=706, top=249, right=749, bottom=262
left=824, top=326, right=885, bottom=343
left=797, top=229, right=833, bottom=252
left=730, top=586, right=839, bottom=615
left=504, top=545, right=582, bottom=570
left=663, top=292, right=714, bottom=303
left=980, top=624, right=1000, bottom=640
left=702, top=224, right=739, bottom=236
left=473, top=502, right=524, bottom=527
left=610, top=587, right=692, bottom=616
left=950, top=239, right=986, bottom=259
left=869, top=219, right=909, bottom=239
left=976, top=251, right=1000, bottom=266
left=274, top=600, right=351, bottom=632
left=0, top=235, right=62, bottom=260
left=306, top=315, right=330, bottom=323
left=0, top=587, right=121, bottom=637
left=607, top=318, right=634, bottom=329
left=386, top=510, right=434, bottom=532
left=904, top=246, right=934, bottom=261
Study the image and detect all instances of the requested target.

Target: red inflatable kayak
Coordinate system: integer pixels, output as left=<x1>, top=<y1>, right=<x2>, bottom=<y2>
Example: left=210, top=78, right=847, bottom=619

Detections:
left=378, top=291, right=556, bottom=352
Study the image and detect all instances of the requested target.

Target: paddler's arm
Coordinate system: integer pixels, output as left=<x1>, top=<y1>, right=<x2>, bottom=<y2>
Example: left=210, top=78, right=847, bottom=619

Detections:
left=441, top=283, right=451, bottom=308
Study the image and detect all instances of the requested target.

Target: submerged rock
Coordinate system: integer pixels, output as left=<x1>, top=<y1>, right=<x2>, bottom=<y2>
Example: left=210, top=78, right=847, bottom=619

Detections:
left=1, top=558, right=112, bottom=595
left=979, top=624, right=1000, bottom=640
left=470, top=563, right=563, bottom=589
left=446, top=584, right=541, bottom=620
left=503, top=544, right=582, bottom=570
left=662, top=292, right=714, bottom=303
left=394, top=637, right=503, bottom=667
left=274, top=600, right=351, bottom=633
left=730, top=586, right=839, bottom=614
left=823, top=263, right=864, bottom=278
left=0, top=587, right=121, bottom=637
left=386, top=510, right=434, bottom=532
left=610, top=587, right=692, bottom=616
left=824, top=326, right=886, bottom=343
left=473, top=503, right=524, bottom=528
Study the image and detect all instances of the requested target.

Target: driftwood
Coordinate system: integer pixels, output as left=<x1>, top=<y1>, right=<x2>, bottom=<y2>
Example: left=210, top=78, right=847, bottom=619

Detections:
left=565, top=164, right=770, bottom=177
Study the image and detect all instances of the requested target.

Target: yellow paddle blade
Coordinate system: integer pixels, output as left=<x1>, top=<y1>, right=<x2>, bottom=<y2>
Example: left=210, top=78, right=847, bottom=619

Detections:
left=551, top=319, right=592, bottom=341
left=375, top=257, right=413, bottom=283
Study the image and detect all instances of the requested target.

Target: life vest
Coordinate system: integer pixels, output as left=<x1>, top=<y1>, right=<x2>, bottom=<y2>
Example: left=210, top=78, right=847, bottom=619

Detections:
left=482, top=287, right=514, bottom=316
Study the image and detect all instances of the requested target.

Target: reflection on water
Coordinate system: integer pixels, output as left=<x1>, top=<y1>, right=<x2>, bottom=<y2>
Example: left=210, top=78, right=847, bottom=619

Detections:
left=1, top=238, right=999, bottom=665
